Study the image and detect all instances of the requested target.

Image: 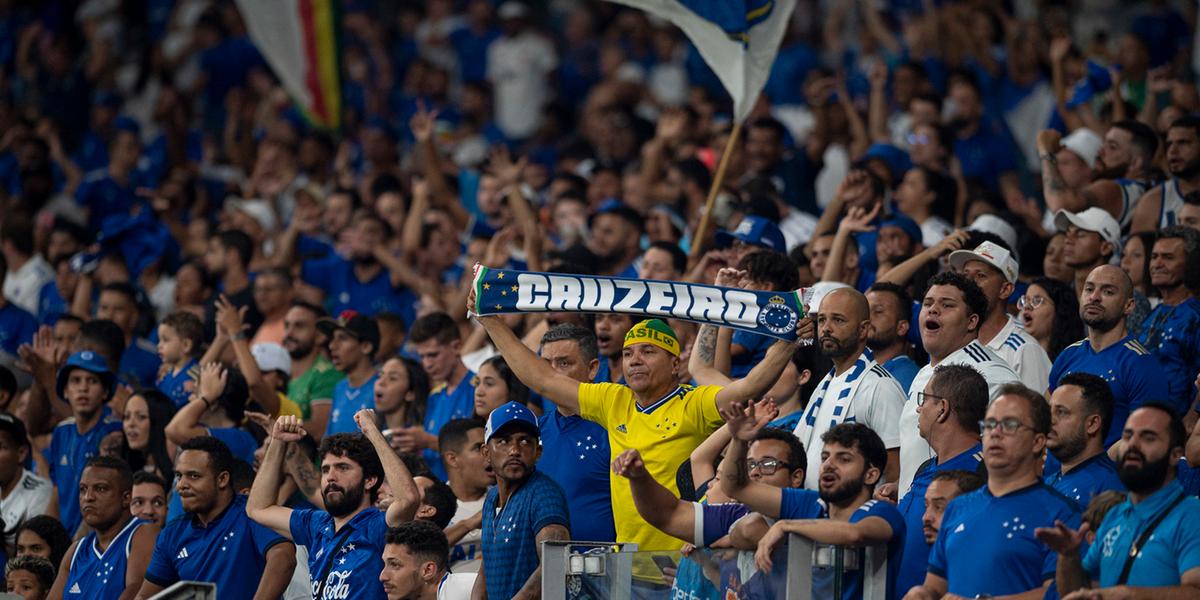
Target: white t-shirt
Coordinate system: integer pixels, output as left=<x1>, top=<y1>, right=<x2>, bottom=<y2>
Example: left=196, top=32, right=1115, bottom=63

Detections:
left=438, top=572, right=477, bottom=599
left=920, top=217, right=953, bottom=248
left=793, top=354, right=906, bottom=490
left=985, top=315, right=1052, bottom=394
left=1, top=469, right=53, bottom=547
left=898, top=341, right=1020, bottom=496
left=447, top=496, right=485, bottom=573
left=3, top=255, right=53, bottom=315
left=487, top=32, right=557, bottom=140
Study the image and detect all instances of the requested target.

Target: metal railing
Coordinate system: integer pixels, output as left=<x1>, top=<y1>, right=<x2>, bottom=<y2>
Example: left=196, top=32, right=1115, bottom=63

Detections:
left=148, top=581, right=218, bottom=600
left=543, top=534, right=888, bottom=600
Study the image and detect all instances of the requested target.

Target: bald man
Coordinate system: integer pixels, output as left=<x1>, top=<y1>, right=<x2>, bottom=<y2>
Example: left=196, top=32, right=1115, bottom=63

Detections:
left=793, top=288, right=908, bottom=488
left=1049, top=265, right=1171, bottom=445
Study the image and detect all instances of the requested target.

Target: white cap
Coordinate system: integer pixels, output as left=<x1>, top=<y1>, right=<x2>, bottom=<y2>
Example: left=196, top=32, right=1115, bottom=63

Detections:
left=497, top=1, right=528, bottom=20
left=1054, top=208, right=1120, bottom=246
left=251, top=343, right=292, bottom=377
left=806, top=281, right=852, bottom=314
left=226, top=198, right=277, bottom=232
left=1060, top=128, right=1103, bottom=169
left=950, top=241, right=1020, bottom=283
left=968, top=214, right=1019, bottom=257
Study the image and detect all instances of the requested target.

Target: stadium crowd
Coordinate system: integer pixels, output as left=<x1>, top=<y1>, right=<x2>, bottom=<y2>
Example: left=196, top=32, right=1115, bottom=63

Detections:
left=1, top=0, right=1200, bottom=599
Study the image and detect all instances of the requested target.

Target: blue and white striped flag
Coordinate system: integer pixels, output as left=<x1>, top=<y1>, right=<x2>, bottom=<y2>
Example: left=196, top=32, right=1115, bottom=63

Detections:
left=609, top=0, right=796, bottom=122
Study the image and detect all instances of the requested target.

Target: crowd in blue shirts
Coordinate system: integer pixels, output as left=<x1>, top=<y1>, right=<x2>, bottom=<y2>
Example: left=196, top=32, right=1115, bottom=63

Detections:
left=3, top=0, right=1200, bottom=599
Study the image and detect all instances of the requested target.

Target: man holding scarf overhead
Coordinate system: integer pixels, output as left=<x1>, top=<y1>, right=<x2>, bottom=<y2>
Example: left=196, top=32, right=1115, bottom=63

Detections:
left=469, top=286, right=810, bottom=552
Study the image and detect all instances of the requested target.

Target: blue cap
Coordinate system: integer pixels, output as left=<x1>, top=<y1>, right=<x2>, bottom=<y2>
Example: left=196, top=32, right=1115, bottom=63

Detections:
left=484, top=402, right=540, bottom=442
left=862, top=143, right=912, bottom=181
left=56, top=351, right=115, bottom=402
left=714, top=216, right=786, bottom=253
left=590, top=198, right=643, bottom=228
left=880, top=214, right=923, bottom=244
left=113, top=116, right=141, bottom=137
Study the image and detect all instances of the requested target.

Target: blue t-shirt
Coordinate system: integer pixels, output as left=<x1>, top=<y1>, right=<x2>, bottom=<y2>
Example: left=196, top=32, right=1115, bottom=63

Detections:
left=119, top=338, right=162, bottom=390
left=74, top=172, right=142, bottom=231
left=208, top=427, right=259, bottom=466
left=156, top=359, right=197, bottom=409
left=145, top=495, right=288, bottom=600
left=1049, top=337, right=1171, bottom=445
left=1083, top=481, right=1200, bottom=586
left=593, top=358, right=625, bottom=385
left=767, top=410, right=804, bottom=433
left=325, top=374, right=378, bottom=438
left=0, top=301, right=36, bottom=356
left=36, top=280, right=66, bottom=325
left=290, top=507, right=389, bottom=600
left=730, top=331, right=772, bottom=378
left=63, top=518, right=150, bottom=600
left=882, top=355, right=920, bottom=394
left=1137, top=298, right=1200, bottom=415
left=537, top=410, right=615, bottom=543
left=953, top=125, right=1018, bottom=193
left=422, top=371, right=475, bottom=481
left=780, top=489, right=907, bottom=600
left=895, top=444, right=983, bottom=596
left=930, top=483, right=1081, bottom=597
left=481, top=471, right=570, bottom=600
left=50, top=410, right=124, bottom=534
left=1044, top=453, right=1125, bottom=505
left=301, top=255, right=418, bottom=325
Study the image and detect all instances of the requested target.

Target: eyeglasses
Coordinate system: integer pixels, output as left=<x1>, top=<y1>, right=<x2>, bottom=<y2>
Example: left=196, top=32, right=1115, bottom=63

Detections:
left=916, top=392, right=945, bottom=407
left=979, top=418, right=1034, bottom=435
left=746, top=458, right=793, bottom=475
left=1016, top=295, right=1046, bottom=311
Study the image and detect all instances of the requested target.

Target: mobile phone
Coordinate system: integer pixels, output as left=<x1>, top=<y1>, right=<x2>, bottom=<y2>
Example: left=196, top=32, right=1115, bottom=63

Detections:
left=651, top=555, right=677, bottom=573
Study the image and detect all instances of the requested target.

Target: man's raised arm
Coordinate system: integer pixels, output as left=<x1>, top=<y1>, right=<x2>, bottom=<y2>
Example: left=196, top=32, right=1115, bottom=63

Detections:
left=247, top=416, right=303, bottom=538
left=470, top=288, right=582, bottom=414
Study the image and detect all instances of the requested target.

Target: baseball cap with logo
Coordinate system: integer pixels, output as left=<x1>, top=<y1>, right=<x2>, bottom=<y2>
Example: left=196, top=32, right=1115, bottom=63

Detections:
left=484, top=401, right=540, bottom=442
left=317, top=310, right=381, bottom=352
left=949, top=241, right=1020, bottom=284
left=56, top=351, right=115, bottom=402
left=251, top=343, right=293, bottom=377
left=1054, top=208, right=1120, bottom=246
left=714, top=216, right=786, bottom=253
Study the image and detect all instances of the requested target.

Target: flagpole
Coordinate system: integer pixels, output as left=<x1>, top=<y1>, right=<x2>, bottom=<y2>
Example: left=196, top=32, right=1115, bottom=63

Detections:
left=689, top=120, right=743, bottom=264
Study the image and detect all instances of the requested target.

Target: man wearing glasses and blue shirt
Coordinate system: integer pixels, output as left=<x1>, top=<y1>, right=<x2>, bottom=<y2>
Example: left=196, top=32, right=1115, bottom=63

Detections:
left=904, top=383, right=1081, bottom=600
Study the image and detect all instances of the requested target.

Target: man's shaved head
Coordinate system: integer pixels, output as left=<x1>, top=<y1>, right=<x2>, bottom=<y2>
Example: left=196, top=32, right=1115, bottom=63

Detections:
left=824, top=288, right=871, bottom=323
left=1090, top=264, right=1133, bottom=302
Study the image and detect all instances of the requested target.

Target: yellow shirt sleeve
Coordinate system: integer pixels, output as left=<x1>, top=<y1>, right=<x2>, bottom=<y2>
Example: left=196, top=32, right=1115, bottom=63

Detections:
left=578, top=382, right=633, bottom=429
left=682, top=385, right=725, bottom=435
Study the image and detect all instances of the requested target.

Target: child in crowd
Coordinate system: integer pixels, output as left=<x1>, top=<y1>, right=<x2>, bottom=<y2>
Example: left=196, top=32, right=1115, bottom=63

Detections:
left=156, top=312, right=204, bottom=408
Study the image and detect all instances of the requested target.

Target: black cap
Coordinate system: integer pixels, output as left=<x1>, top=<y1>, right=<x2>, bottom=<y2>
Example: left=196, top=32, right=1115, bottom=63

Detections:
left=0, top=413, right=29, bottom=448
left=317, top=310, right=381, bottom=352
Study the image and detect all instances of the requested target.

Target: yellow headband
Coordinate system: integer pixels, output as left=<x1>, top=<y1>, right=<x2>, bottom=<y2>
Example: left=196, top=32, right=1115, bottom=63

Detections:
left=623, top=319, right=680, bottom=356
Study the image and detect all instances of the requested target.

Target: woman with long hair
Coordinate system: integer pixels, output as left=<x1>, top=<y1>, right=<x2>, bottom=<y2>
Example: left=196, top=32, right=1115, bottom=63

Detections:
left=14, top=516, right=71, bottom=570
left=1120, top=232, right=1157, bottom=338
left=472, top=355, right=531, bottom=419
left=122, top=389, right=177, bottom=483
left=374, top=356, right=432, bottom=433
left=1020, top=277, right=1084, bottom=362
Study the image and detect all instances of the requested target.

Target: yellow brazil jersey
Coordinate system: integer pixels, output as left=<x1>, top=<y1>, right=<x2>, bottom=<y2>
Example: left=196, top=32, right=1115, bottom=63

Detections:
left=578, top=382, right=724, bottom=551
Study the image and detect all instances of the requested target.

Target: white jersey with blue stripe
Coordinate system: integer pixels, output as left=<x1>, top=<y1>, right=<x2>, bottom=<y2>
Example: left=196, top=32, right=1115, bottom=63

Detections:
left=898, top=341, right=1020, bottom=496
left=985, top=315, right=1052, bottom=394
left=1115, top=178, right=1153, bottom=231
left=1160, top=178, right=1187, bottom=228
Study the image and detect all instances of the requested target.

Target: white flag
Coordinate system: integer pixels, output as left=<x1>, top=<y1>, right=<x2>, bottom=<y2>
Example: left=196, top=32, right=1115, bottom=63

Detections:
left=608, top=0, right=796, bottom=122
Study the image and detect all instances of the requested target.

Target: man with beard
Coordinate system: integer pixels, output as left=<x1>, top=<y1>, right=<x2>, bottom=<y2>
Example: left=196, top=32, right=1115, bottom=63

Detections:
left=587, top=200, right=643, bottom=278
left=1049, top=265, right=1169, bottom=445
left=1039, top=121, right=1160, bottom=231
left=474, top=402, right=570, bottom=600
left=720, top=412, right=905, bottom=600
left=318, top=311, right=380, bottom=436
left=1039, top=403, right=1200, bottom=596
left=135, top=437, right=296, bottom=600
left=203, top=230, right=264, bottom=338
left=1133, top=116, right=1200, bottom=233
left=919, top=470, right=984, bottom=563
left=1137, top=226, right=1200, bottom=415
left=905, top=384, right=1081, bottom=600
left=866, top=282, right=920, bottom=392
left=592, top=313, right=634, bottom=384
left=894, top=364, right=988, bottom=595
left=48, top=457, right=158, bottom=600
left=294, top=211, right=420, bottom=323
left=407, top=313, right=474, bottom=481
left=1044, top=373, right=1125, bottom=505
left=1056, top=207, right=1122, bottom=293
left=49, top=351, right=124, bottom=537
left=283, top=301, right=343, bottom=439
left=950, top=241, right=1053, bottom=392
left=249, top=410, right=421, bottom=600
left=792, top=288, right=905, bottom=488
left=898, top=272, right=1019, bottom=495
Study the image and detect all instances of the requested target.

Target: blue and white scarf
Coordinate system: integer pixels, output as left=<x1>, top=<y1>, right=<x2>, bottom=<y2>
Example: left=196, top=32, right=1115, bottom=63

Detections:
left=794, top=349, right=875, bottom=443
left=470, top=265, right=810, bottom=341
